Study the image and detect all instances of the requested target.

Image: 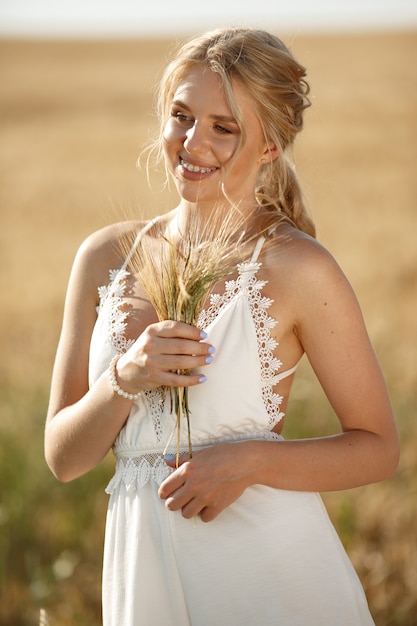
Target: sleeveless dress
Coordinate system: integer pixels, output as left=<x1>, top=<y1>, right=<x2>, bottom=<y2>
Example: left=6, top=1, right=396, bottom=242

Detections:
left=89, top=221, right=375, bottom=626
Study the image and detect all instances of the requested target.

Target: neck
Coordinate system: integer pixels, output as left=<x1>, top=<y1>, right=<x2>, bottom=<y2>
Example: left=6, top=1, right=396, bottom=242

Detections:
left=170, top=200, right=274, bottom=250
left=175, top=195, right=261, bottom=229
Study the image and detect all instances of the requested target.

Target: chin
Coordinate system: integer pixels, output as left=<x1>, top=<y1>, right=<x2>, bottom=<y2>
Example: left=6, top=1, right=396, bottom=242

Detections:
left=175, top=185, right=214, bottom=206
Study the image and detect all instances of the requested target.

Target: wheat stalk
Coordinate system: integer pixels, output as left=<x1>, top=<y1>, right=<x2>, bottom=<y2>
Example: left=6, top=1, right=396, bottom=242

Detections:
left=39, top=609, right=50, bottom=626
left=126, top=207, right=276, bottom=463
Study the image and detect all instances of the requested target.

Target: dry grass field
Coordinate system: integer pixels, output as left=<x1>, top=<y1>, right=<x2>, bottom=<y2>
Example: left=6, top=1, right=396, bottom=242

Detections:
left=0, top=31, right=416, bottom=625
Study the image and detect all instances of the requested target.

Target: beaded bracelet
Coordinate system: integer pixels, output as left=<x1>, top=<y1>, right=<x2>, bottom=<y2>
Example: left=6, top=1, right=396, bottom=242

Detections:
left=108, top=355, right=142, bottom=402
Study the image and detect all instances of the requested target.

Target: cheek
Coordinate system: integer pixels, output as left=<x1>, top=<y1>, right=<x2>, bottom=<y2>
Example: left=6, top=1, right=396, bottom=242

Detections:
left=162, top=119, right=184, bottom=147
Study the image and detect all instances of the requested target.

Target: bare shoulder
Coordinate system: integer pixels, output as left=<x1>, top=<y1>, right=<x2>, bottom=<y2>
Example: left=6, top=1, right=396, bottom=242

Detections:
left=264, top=224, right=342, bottom=279
left=78, top=220, right=140, bottom=262
left=74, top=219, right=149, bottom=287
left=262, top=224, right=359, bottom=321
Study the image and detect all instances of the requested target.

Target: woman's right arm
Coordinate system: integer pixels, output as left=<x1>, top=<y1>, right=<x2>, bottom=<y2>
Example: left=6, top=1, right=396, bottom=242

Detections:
left=45, top=229, right=213, bottom=483
left=44, top=230, right=134, bottom=482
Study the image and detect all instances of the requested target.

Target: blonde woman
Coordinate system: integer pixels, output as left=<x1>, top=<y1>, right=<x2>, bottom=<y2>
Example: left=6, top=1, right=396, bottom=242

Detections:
left=45, top=27, right=399, bottom=625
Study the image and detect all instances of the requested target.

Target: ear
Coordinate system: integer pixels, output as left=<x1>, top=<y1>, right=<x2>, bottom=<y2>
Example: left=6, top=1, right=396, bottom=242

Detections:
left=260, top=142, right=279, bottom=164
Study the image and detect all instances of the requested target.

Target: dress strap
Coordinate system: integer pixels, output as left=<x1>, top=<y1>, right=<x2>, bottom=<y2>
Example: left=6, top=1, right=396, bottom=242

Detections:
left=268, top=361, right=300, bottom=386
left=250, top=236, right=266, bottom=264
left=121, top=218, right=159, bottom=271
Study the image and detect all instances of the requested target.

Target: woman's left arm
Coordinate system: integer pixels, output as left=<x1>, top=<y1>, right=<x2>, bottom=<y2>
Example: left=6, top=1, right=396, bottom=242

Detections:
left=159, top=242, right=400, bottom=520
left=264, top=241, right=401, bottom=490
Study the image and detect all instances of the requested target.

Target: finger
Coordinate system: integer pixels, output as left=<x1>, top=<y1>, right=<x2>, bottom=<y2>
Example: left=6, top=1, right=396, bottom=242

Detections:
left=163, top=454, right=190, bottom=468
left=158, top=370, right=208, bottom=388
left=154, top=337, right=215, bottom=358
left=158, top=465, right=186, bottom=500
left=177, top=494, right=216, bottom=520
left=117, top=348, right=210, bottom=391
left=179, top=498, right=201, bottom=519
left=199, top=506, right=219, bottom=523
left=163, top=484, right=194, bottom=512
left=149, top=322, right=215, bottom=357
left=158, top=349, right=215, bottom=366
left=153, top=320, right=208, bottom=342
left=141, top=330, right=215, bottom=365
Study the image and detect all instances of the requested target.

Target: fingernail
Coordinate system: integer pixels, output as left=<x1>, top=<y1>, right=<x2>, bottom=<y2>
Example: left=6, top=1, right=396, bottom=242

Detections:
left=207, top=345, right=216, bottom=354
left=164, top=454, right=176, bottom=461
left=198, top=375, right=207, bottom=383
left=205, top=355, right=214, bottom=364
left=200, top=330, right=208, bottom=339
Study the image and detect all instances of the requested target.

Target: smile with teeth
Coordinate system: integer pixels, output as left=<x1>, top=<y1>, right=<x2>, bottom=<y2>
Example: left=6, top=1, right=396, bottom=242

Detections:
left=180, top=157, right=217, bottom=174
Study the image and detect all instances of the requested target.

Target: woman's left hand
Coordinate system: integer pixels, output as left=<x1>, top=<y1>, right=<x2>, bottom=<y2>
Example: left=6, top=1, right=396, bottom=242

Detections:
left=158, top=443, right=250, bottom=522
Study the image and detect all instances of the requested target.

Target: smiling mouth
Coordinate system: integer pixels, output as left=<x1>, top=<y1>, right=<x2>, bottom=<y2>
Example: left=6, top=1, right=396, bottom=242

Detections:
left=180, top=157, right=217, bottom=174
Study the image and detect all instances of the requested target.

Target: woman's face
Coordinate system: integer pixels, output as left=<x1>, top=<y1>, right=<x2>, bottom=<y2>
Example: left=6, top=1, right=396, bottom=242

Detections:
left=163, top=66, right=274, bottom=212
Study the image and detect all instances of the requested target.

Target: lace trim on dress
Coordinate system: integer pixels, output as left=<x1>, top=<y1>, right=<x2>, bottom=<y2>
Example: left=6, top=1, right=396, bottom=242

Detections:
left=145, top=386, right=175, bottom=445
left=105, top=453, right=172, bottom=492
left=97, top=257, right=287, bottom=444
left=97, top=269, right=135, bottom=354
left=198, top=260, right=285, bottom=429
left=105, top=431, right=284, bottom=493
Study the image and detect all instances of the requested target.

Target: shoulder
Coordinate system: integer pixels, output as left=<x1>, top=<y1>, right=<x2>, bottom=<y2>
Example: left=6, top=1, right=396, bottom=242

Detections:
left=264, top=224, right=343, bottom=281
left=73, top=220, right=149, bottom=287
left=263, top=224, right=359, bottom=321
left=77, top=220, right=140, bottom=263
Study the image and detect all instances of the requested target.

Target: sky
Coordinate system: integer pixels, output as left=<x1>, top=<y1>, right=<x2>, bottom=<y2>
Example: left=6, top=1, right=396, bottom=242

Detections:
left=1, top=0, right=416, bottom=37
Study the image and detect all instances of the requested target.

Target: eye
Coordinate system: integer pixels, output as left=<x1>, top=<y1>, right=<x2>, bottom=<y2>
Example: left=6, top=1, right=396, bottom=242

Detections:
left=214, top=124, right=233, bottom=134
left=172, top=110, right=192, bottom=123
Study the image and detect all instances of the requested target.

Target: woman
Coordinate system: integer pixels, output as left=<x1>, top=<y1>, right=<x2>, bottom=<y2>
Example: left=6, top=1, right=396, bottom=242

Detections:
left=45, top=27, right=399, bottom=625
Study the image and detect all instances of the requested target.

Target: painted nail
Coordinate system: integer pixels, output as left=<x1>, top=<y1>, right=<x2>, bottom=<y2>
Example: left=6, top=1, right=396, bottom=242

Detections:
left=163, top=454, right=176, bottom=461
left=200, top=330, right=208, bottom=339
left=207, top=345, right=216, bottom=354
left=198, top=375, right=207, bottom=383
left=205, top=356, right=214, bottom=364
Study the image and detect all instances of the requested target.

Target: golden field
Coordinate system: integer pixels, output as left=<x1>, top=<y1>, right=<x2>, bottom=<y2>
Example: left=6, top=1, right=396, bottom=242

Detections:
left=0, top=31, right=416, bottom=625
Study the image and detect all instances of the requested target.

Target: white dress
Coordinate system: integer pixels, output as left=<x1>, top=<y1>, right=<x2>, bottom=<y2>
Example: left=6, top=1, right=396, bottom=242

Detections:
left=89, top=223, right=375, bottom=626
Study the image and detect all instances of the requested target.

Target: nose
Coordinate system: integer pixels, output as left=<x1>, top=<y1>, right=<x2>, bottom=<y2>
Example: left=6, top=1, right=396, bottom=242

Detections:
left=184, top=122, right=208, bottom=154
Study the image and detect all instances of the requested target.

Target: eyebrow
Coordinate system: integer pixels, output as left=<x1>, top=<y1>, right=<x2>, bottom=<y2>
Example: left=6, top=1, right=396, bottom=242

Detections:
left=171, top=99, right=238, bottom=124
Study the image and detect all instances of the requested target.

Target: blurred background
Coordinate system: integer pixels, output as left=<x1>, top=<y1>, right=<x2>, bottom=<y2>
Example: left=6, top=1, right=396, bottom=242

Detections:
left=1, top=1, right=416, bottom=624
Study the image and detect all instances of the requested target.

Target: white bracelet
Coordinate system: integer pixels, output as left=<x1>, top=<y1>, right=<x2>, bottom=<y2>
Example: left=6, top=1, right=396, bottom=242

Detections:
left=109, top=355, right=142, bottom=402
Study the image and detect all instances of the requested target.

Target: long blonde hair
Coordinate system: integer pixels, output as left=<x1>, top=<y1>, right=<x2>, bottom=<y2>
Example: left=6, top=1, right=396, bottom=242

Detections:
left=149, top=27, right=315, bottom=238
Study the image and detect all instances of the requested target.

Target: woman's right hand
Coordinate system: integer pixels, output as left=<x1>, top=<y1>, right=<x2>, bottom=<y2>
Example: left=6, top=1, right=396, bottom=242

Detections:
left=113, top=320, right=215, bottom=396
left=46, top=320, right=214, bottom=482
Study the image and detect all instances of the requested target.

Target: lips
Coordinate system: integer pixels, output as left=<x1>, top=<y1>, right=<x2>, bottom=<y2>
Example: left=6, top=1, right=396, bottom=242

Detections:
left=180, top=157, right=217, bottom=174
